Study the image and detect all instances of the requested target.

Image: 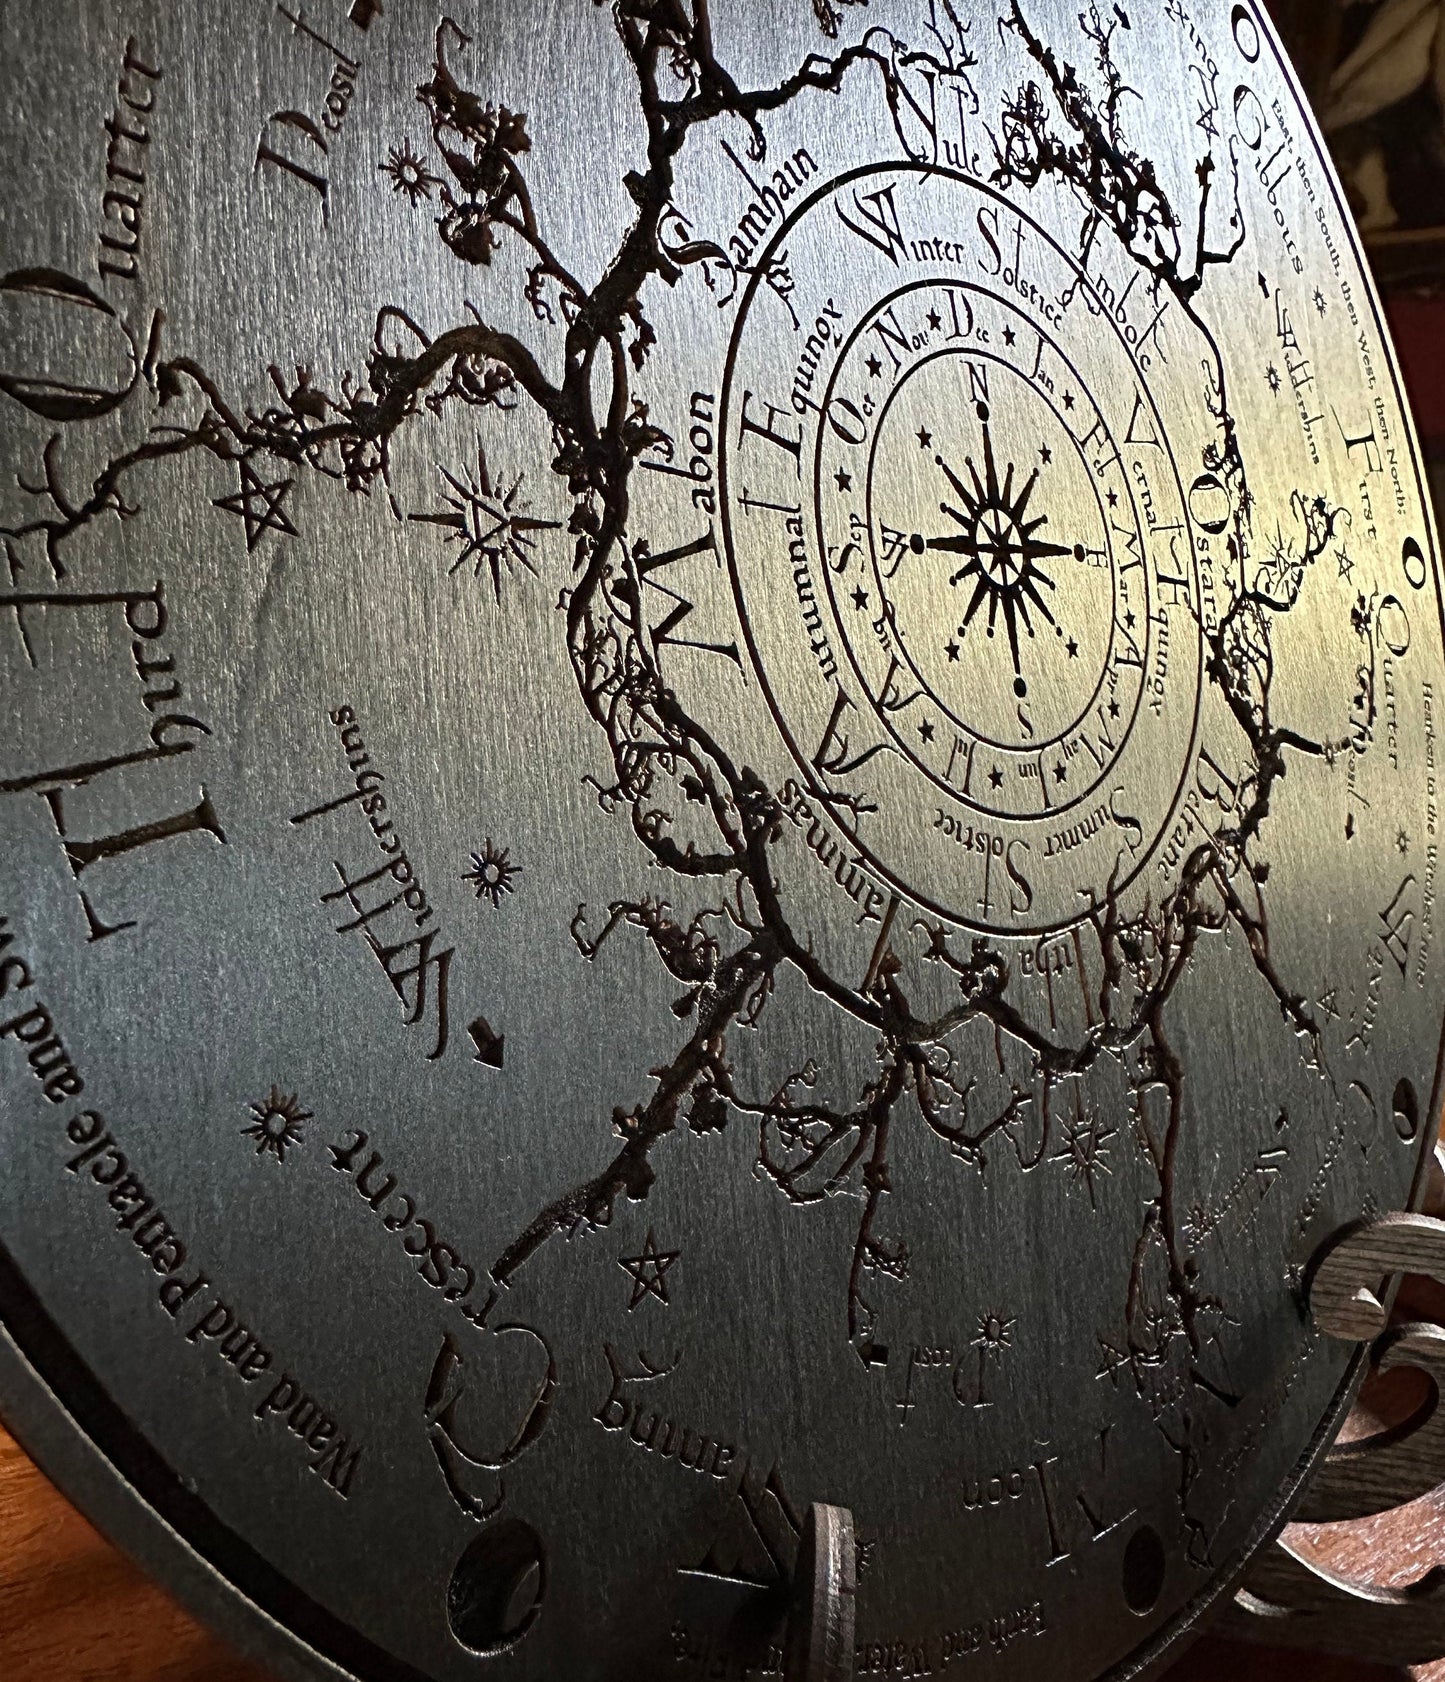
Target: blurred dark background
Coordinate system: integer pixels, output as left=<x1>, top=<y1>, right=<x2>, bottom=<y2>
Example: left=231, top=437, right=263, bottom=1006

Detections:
left=1268, top=0, right=1445, bottom=483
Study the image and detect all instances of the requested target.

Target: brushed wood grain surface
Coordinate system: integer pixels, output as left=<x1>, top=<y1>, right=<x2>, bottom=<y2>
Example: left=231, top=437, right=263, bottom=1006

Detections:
left=0, top=1425, right=269, bottom=1682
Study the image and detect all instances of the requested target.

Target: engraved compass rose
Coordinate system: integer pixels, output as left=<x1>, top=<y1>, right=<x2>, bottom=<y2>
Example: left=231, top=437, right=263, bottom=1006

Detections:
left=411, top=444, right=560, bottom=602
left=818, top=316, right=1132, bottom=790
left=923, top=399, right=1074, bottom=699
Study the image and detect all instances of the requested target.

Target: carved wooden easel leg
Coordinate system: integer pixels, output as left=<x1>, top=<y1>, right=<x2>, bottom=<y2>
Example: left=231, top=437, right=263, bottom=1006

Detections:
left=1223, top=1206, right=1445, bottom=1660
left=1227, top=1532, right=1445, bottom=1663
left=1295, top=1318, right=1445, bottom=1524
left=785, top=1503, right=857, bottom=1682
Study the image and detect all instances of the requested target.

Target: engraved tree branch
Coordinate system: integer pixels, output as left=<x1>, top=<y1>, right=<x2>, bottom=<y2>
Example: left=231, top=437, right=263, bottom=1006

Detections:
left=0, top=2, right=1369, bottom=1561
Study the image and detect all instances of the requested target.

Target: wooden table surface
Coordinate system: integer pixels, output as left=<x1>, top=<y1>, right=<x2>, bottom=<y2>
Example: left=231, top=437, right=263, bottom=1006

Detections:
left=1, top=1413, right=1443, bottom=1682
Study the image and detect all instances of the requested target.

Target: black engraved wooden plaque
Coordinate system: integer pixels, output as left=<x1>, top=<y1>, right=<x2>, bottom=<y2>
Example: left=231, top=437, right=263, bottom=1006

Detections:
left=0, top=3, right=1441, bottom=1679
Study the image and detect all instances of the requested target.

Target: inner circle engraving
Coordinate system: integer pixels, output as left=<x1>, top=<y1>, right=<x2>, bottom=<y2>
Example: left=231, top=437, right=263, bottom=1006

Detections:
left=722, top=166, right=1204, bottom=934
left=840, top=296, right=1131, bottom=776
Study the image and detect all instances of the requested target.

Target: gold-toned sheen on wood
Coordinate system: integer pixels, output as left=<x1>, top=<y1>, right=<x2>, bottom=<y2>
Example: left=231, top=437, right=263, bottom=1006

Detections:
left=0, top=2, right=1441, bottom=1679
left=1228, top=1166, right=1445, bottom=1664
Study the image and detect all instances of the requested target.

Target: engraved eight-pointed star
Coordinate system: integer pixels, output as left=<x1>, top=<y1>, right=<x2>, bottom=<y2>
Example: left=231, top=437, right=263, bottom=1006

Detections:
left=1052, top=1109, right=1116, bottom=1209
left=411, top=445, right=559, bottom=602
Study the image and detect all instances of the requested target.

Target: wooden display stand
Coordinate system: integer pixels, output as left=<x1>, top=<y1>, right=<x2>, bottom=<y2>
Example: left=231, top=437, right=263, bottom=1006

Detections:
left=1223, top=1184, right=1445, bottom=1665
left=8, top=1196, right=1445, bottom=1682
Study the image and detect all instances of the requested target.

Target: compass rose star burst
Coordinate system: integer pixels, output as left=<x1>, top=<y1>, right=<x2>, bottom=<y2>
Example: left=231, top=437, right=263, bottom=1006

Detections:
left=1052, top=1109, right=1117, bottom=1209
left=411, top=445, right=560, bottom=602
left=922, top=403, right=1073, bottom=698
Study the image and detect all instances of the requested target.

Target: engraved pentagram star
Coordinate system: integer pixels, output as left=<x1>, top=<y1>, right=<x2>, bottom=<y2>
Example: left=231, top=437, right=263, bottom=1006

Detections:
left=1096, top=1336, right=1132, bottom=1387
left=213, top=460, right=298, bottom=552
left=618, top=1228, right=679, bottom=1309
